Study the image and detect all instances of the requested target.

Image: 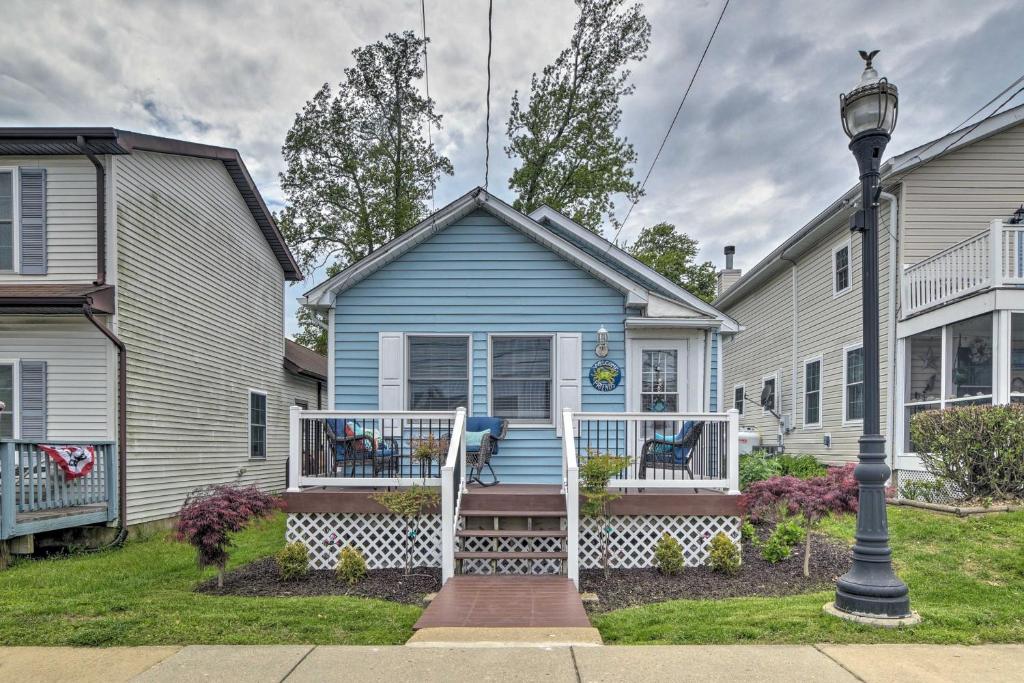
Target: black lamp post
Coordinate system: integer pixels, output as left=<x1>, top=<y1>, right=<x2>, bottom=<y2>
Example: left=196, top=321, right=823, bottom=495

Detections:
left=829, top=50, right=916, bottom=623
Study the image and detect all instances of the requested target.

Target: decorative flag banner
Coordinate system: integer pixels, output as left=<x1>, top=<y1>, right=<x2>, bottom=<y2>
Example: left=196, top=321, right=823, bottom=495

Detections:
left=38, top=445, right=96, bottom=479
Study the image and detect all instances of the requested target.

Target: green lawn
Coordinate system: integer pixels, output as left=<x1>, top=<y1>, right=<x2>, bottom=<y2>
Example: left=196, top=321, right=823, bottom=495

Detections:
left=594, top=507, right=1024, bottom=644
left=0, top=507, right=1021, bottom=646
left=0, top=514, right=418, bottom=646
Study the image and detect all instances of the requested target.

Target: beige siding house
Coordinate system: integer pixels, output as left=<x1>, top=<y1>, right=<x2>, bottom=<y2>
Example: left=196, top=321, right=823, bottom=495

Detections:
left=716, top=104, right=1024, bottom=485
left=0, top=129, right=322, bottom=545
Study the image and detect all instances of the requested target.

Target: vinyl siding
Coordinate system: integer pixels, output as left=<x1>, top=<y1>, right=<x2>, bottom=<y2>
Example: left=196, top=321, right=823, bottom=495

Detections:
left=0, top=315, right=114, bottom=440
left=0, top=156, right=99, bottom=282
left=333, top=210, right=627, bottom=483
left=902, top=122, right=1024, bottom=264
left=115, top=151, right=292, bottom=524
left=721, top=208, right=891, bottom=462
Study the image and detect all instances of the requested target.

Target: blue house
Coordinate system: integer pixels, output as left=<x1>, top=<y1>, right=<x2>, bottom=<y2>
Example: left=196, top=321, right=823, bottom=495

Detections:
left=300, top=188, right=739, bottom=484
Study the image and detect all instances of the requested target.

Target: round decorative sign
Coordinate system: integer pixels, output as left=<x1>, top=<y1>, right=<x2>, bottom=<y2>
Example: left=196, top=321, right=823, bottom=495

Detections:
left=589, top=360, right=622, bottom=392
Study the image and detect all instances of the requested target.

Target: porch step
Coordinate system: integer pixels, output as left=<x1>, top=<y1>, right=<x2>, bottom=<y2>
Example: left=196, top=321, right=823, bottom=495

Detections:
left=454, top=551, right=568, bottom=561
left=456, top=529, right=568, bottom=539
left=459, top=509, right=564, bottom=518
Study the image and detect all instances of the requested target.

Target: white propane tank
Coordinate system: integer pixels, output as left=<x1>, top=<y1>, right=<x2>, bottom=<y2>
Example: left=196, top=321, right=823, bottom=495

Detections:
left=737, top=429, right=761, bottom=455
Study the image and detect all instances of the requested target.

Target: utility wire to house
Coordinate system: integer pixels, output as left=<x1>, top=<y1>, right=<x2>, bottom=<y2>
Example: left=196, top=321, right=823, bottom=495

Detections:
left=420, top=0, right=436, bottom=212
left=608, top=0, right=730, bottom=249
left=484, top=0, right=494, bottom=190
left=938, top=82, right=1024, bottom=155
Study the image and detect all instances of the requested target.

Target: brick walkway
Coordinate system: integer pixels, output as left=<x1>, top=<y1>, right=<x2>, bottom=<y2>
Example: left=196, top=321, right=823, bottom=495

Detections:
left=413, top=575, right=591, bottom=629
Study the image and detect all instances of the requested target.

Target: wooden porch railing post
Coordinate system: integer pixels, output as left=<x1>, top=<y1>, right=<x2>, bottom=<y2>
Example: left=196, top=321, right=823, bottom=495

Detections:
left=441, top=407, right=466, bottom=583
left=287, top=406, right=302, bottom=493
left=727, top=409, right=740, bottom=495
left=1, top=442, right=15, bottom=540
left=991, top=219, right=1005, bottom=288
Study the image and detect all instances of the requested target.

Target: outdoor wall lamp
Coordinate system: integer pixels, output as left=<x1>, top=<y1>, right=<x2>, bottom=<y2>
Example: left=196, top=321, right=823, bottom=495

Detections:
left=595, top=326, right=609, bottom=358
left=828, top=50, right=917, bottom=625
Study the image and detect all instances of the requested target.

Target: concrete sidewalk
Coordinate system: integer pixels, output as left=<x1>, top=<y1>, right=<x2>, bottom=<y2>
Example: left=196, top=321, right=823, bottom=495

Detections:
left=0, top=644, right=1021, bottom=682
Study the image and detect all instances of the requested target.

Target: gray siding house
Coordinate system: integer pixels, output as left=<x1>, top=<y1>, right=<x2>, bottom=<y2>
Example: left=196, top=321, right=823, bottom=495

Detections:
left=0, top=129, right=322, bottom=551
left=715, top=104, right=1024, bottom=487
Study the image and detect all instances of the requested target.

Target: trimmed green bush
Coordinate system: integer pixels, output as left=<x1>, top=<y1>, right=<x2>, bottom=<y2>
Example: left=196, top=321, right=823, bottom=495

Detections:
left=275, top=541, right=310, bottom=581
left=653, top=533, right=685, bottom=576
left=760, top=534, right=791, bottom=563
left=739, top=453, right=783, bottom=490
left=740, top=521, right=758, bottom=544
left=707, top=532, right=740, bottom=575
left=777, top=454, right=827, bottom=479
left=335, top=545, right=367, bottom=585
left=910, top=404, right=1024, bottom=501
left=772, top=518, right=806, bottom=547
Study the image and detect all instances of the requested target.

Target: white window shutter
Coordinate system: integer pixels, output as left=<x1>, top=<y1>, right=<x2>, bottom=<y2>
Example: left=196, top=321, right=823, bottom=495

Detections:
left=378, top=332, right=405, bottom=410
left=555, top=333, right=582, bottom=436
left=19, top=360, right=47, bottom=440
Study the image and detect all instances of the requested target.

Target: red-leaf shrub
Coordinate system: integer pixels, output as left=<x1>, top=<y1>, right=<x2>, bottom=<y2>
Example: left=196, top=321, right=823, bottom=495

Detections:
left=176, top=485, right=281, bottom=587
left=739, top=465, right=859, bottom=576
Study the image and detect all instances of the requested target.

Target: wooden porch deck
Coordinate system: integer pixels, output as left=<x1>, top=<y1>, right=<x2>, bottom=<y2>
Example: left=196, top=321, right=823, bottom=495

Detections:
left=414, top=575, right=591, bottom=630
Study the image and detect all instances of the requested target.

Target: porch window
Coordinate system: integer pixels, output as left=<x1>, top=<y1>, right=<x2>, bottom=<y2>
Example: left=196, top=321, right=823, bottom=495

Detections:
left=733, top=385, right=744, bottom=415
left=803, top=357, right=822, bottom=427
left=407, top=335, right=470, bottom=410
left=948, top=314, right=993, bottom=402
left=844, top=345, right=864, bottom=423
left=642, top=349, right=679, bottom=412
left=833, top=242, right=851, bottom=296
left=0, top=363, right=14, bottom=438
left=490, top=336, right=552, bottom=422
left=249, top=390, right=267, bottom=459
left=0, top=171, right=13, bottom=271
left=1012, top=314, right=1024, bottom=403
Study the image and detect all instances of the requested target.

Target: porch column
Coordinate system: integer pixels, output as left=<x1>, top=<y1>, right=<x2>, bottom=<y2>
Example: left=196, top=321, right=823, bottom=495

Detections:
left=994, top=309, right=1011, bottom=405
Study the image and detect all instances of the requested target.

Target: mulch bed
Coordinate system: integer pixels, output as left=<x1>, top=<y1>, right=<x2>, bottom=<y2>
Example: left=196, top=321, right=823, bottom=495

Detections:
left=196, top=558, right=441, bottom=604
left=580, top=530, right=850, bottom=613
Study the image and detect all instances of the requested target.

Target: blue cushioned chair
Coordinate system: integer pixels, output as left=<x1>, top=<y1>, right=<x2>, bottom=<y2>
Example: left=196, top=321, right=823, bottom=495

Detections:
left=639, top=420, right=703, bottom=480
left=326, top=419, right=401, bottom=477
left=458, top=416, right=508, bottom=487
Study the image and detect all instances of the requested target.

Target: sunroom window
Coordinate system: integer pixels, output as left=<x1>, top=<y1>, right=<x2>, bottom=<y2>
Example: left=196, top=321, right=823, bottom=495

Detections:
left=491, top=336, right=552, bottom=422
left=1012, top=314, right=1024, bottom=404
left=0, top=363, right=14, bottom=438
left=407, top=336, right=469, bottom=411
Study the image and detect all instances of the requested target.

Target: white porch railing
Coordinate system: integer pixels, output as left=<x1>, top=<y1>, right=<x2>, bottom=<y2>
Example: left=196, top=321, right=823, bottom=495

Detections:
left=287, top=408, right=461, bottom=489
left=902, top=219, right=1024, bottom=316
left=561, top=410, right=580, bottom=587
left=564, top=410, right=740, bottom=493
left=440, top=407, right=467, bottom=582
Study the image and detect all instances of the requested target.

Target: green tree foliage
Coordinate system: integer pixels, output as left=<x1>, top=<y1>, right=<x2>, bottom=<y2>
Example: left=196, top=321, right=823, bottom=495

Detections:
left=281, top=31, right=453, bottom=350
left=628, top=223, right=717, bottom=301
left=505, top=0, right=650, bottom=233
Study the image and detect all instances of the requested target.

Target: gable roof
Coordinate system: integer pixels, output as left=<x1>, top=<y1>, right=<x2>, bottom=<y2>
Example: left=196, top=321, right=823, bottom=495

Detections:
left=714, top=102, right=1024, bottom=309
left=301, top=188, right=739, bottom=332
left=0, top=127, right=302, bottom=281
left=284, top=339, right=327, bottom=381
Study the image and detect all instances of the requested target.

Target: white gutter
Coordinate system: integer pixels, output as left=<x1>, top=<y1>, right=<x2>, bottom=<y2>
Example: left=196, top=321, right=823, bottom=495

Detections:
left=881, top=191, right=898, bottom=471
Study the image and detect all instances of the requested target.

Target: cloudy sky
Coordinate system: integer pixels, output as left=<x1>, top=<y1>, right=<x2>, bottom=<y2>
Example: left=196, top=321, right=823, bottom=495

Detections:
left=3, top=0, right=1023, bottom=335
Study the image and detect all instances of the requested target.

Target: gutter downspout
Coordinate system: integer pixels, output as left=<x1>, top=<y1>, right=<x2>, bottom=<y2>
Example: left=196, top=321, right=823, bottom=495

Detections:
left=880, top=191, right=898, bottom=473
left=75, top=136, right=106, bottom=286
left=83, top=305, right=127, bottom=545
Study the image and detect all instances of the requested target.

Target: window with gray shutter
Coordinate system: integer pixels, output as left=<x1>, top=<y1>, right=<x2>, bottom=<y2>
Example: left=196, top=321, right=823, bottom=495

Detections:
left=0, top=171, right=13, bottom=271
left=19, top=360, right=47, bottom=440
left=0, top=363, right=14, bottom=438
left=19, top=168, right=47, bottom=274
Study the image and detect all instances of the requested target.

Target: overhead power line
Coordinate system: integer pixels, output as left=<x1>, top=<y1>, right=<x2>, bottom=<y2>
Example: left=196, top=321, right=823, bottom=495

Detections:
left=609, top=0, right=730, bottom=247
left=484, top=0, right=494, bottom=190
left=420, top=0, right=436, bottom=212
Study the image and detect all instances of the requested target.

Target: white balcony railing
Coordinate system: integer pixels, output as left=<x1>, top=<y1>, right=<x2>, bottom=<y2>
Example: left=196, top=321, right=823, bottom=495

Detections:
left=902, top=219, right=1024, bottom=316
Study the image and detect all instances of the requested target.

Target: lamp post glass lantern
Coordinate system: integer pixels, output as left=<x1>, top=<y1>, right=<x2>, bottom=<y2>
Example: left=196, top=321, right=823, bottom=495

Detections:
left=830, top=50, right=915, bottom=623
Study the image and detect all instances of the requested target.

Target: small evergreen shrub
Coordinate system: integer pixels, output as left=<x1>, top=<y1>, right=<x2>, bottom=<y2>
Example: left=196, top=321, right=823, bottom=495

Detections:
left=739, top=452, right=783, bottom=490
left=760, top=534, right=791, bottom=563
left=275, top=541, right=310, bottom=581
left=772, top=518, right=806, bottom=547
left=777, top=454, right=827, bottom=479
left=910, top=404, right=1024, bottom=501
left=653, top=533, right=685, bottom=576
left=707, top=532, right=740, bottom=575
left=740, top=521, right=758, bottom=544
left=336, top=545, right=367, bottom=585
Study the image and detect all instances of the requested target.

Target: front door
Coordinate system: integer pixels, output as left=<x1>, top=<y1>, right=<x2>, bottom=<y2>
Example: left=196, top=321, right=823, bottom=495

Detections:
left=629, top=340, right=688, bottom=414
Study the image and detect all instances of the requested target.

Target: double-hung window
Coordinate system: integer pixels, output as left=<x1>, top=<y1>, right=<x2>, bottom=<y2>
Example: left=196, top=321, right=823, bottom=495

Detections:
left=803, top=357, right=822, bottom=427
left=733, top=385, right=744, bottom=415
left=249, top=390, right=267, bottom=459
left=490, top=336, right=553, bottom=423
left=0, top=170, right=14, bottom=271
left=407, top=336, right=470, bottom=410
left=0, top=362, right=16, bottom=438
left=844, top=345, right=865, bottom=423
left=833, top=241, right=851, bottom=297
left=761, top=373, right=778, bottom=415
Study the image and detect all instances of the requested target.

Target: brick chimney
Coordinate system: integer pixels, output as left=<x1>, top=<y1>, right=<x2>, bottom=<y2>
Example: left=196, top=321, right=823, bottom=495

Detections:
left=716, top=246, right=742, bottom=298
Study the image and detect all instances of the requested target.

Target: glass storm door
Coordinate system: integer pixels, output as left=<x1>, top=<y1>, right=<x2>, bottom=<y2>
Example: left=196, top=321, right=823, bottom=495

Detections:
left=629, top=340, right=687, bottom=414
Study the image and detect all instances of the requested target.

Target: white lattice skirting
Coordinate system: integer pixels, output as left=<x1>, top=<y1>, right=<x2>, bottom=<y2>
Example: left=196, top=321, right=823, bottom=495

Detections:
left=286, top=512, right=442, bottom=570
left=580, top=515, right=741, bottom=569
